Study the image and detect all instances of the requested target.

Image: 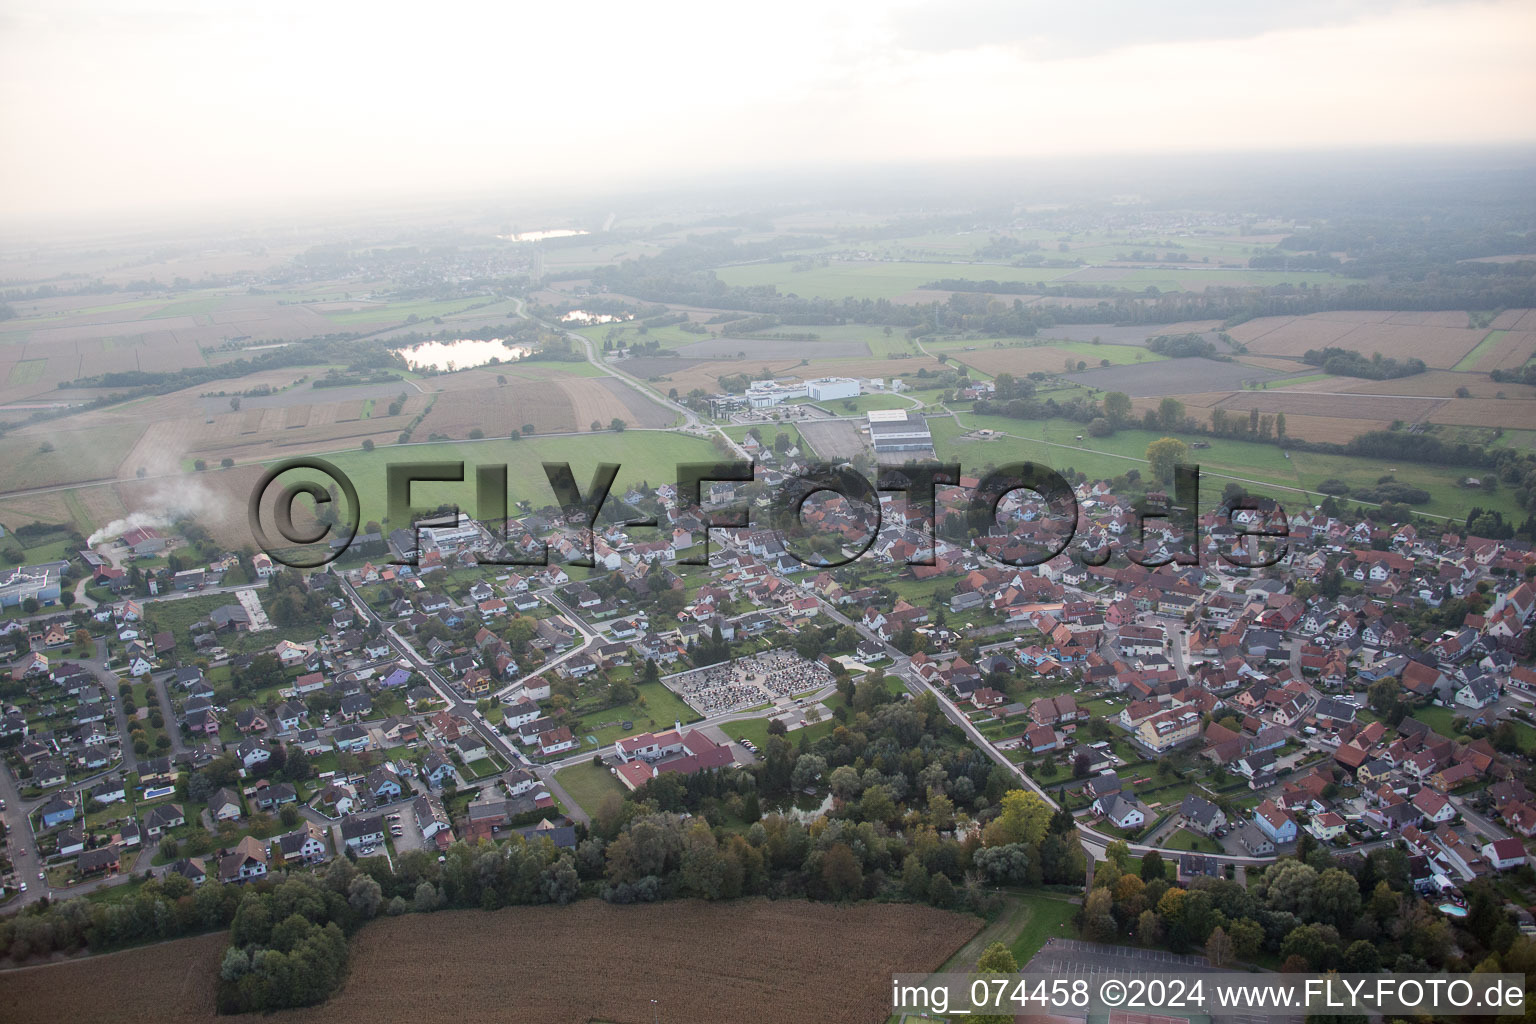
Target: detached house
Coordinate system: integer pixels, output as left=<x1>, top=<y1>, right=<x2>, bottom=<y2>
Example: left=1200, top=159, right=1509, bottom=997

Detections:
left=218, top=835, right=269, bottom=883
left=1252, top=799, right=1297, bottom=845
left=1093, top=792, right=1148, bottom=831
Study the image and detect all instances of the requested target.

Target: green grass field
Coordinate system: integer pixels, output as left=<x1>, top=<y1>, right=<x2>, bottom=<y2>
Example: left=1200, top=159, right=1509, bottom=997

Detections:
left=0, top=427, right=141, bottom=492
left=7, top=358, right=47, bottom=385
left=712, top=261, right=1080, bottom=301
left=318, top=296, right=492, bottom=325
left=1161, top=828, right=1222, bottom=853
left=724, top=423, right=805, bottom=452
left=144, top=295, right=227, bottom=319
left=932, top=410, right=1524, bottom=522
left=1455, top=330, right=1505, bottom=371
left=730, top=715, right=836, bottom=752
left=1269, top=373, right=1334, bottom=387
left=282, top=431, right=720, bottom=529
left=554, top=760, right=625, bottom=816
left=1007, top=891, right=1082, bottom=964
left=567, top=682, right=703, bottom=747
left=804, top=393, right=915, bottom=415
left=1409, top=705, right=1464, bottom=738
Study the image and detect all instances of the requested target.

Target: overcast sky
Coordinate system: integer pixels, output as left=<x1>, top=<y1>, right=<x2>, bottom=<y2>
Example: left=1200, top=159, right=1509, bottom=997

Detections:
left=2, top=0, right=1534, bottom=221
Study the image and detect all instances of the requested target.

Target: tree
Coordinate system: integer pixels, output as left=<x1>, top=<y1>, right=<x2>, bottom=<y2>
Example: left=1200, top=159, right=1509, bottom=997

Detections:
left=821, top=843, right=863, bottom=900
left=1145, top=437, right=1189, bottom=485
left=1206, top=925, right=1234, bottom=967
left=960, top=941, right=1021, bottom=1024
left=1140, top=849, right=1165, bottom=883
left=974, top=844, right=1032, bottom=886
left=1341, top=939, right=1381, bottom=973
left=1158, top=396, right=1185, bottom=429
left=350, top=872, right=382, bottom=921
left=361, top=439, right=374, bottom=452
left=1084, top=887, right=1117, bottom=942
left=982, top=790, right=1051, bottom=848
left=1103, top=391, right=1132, bottom=425
left=609, top=418, right=627, bottom=432
left=1137, top=908, right=1163, bottom=946
left=220, top=946, right=251, bottom=981
left=1227, top=918, right=1264, bottom=959
left=928, top=872, right=954, bottom=907
left=791, top=754, right=827, bottom=791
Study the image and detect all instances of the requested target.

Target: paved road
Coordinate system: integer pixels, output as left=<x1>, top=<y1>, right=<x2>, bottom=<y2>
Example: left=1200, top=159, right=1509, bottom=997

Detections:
left=509, top=297, right=750, bottom=460
left=149, top=672, right=188, bottom=755
left=340, top=578, right=514, bottom=769
left=0, top=762, right=44, bottom=905
left=815, top=599, right=1284, bottom=868
left=491, top=589, right=599, bottom=701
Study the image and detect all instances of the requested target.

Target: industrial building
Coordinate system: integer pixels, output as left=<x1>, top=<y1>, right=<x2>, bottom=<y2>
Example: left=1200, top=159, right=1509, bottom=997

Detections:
left=866, top=409, right=933, bottom=454
left=805, top=377, right=860, bottom=401
left=745, top=380, right=808, bottom=407
left=0, top=560, right=66, bottom=608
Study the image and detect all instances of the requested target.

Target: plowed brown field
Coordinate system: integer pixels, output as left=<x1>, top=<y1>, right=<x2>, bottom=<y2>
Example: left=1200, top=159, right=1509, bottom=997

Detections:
left=0, top=899, right=980, bottom=1024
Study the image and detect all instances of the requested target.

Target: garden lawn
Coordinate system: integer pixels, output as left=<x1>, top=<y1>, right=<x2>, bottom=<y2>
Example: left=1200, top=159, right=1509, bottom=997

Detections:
left=554, top=760, right=626, bottom=817
left=1007, top=891, right=1082, bottom=964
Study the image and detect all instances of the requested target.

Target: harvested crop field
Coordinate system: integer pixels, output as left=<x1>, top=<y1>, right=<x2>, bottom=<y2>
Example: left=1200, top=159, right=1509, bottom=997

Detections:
left=0, top=932, right=226, bottom=1023
left=1227, top=312, right=1492, bottom=368
left=1430, top=398, right=1536, bottom=430
left=1126, top=396, right=1390, bottom=444
left=1213, top=390, right=1444, bottom=422
left=1283, top=370, right=1536, bottom=400
left=1064, top=358, right=1283, bottom=397
left=413, top=377, right=671, bottom=437
left=1473, top=331, right=1536, bottom=372
left=673, top=337, right=871, bottom=360
left=949, top=345, right=1139, bottom=377
left=1030, top=321, right=1220, bottom=347
left=1236, top=355, right=1313, bottom=373
left=0, top=900, right=980, bottom=1024
left=416, top=361, right=604, bottom=390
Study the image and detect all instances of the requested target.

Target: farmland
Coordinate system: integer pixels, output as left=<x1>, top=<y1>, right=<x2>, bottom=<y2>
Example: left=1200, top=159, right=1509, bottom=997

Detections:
left=0, top=901, right=981, bottom=1024
left=934, top=342, right=1163, bottom=378
left=712, top=259, right=1079, bottom=301
left=709, top=259, right=1353, bottom=302
left=286, top=431, right=722, bottom=531
left=932, top=411, right=1526, bottom=522
left=412, top=377, right=675, bottom=438
left=1227, top=311, right=1494, bottom=369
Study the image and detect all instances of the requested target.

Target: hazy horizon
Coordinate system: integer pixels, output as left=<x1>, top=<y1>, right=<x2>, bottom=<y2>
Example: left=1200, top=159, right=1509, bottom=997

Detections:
left=3, top=0, right=1535, bottom=224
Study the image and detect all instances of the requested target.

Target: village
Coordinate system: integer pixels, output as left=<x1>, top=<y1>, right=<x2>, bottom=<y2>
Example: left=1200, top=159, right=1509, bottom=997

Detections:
left=2, top=454, right=1536, bottom=933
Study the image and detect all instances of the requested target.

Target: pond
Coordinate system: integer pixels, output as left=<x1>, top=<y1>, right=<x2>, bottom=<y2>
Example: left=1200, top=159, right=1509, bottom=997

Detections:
left=391, top=338, right=532, bottom=372
left=765, top=791, right=834, bottom=823
left=500, top=228, right=589, bottom=242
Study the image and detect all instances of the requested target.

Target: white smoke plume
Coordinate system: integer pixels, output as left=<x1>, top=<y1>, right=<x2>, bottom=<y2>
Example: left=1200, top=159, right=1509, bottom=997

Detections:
left=87, top=461, right=233, bottom=547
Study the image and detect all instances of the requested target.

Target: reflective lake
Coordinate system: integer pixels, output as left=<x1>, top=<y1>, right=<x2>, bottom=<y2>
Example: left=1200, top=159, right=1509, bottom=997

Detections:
left=392, top=338, right=532, bottom=372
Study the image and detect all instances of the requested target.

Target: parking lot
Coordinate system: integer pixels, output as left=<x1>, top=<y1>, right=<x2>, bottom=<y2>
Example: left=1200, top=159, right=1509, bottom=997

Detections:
left=1023, top=939, right=1301, bottom=1024
left=384, top=805, right=424, bottom=854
